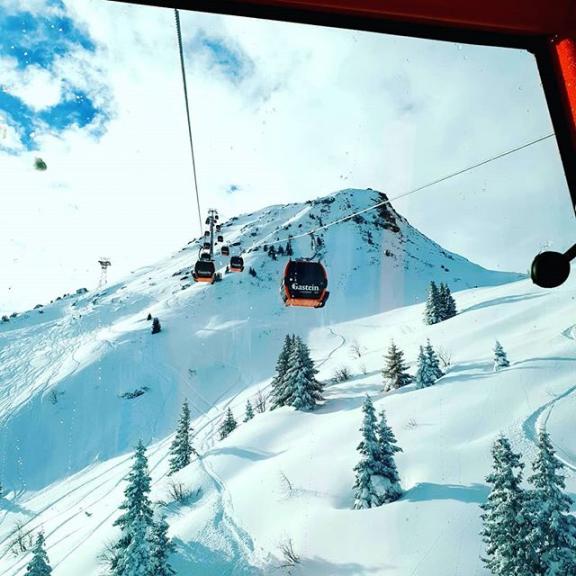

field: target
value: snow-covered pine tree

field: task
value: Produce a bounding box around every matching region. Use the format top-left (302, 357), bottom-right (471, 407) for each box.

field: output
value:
top-left (424, 339), bottom-right (444, 380)
top-left (481, 436), bottom-right (533, 576)
top-left (436, 282), bottom-right (448, 321)
top-left (147, 516), bottom-right (176, 576)
top-left (111, 440), bottom-right (154, 574)
top-left (493, 341), bottom-right (510, 371)
top-left (353, 396), bottom-right (383, 509)
top-left (25, 533), bottom-right (52, 576)
top-left (270, 335), bottom-right (295, 409)
top-left (118, 515), bottom-right (150, 576)
top-left (441, 283), bottom-right (457, 319)
top-left (374, 410), bottom-right (403, 503)
top-left (168, 400), bottom-right (195, 475)
top-left (285, 240), bottom-right (293, 256)
top-left (527, 429), bottom-right (576, 575)
top-left (382, 341), bottom-right (413, 391)
top-left (424, 281), bottom-right (440, 325)
top-left (243, 399), bottom-right (255, 422)
top-left (219, 408), bottom-right (237, 440)
top-left (415, 346), bottom-right (436, 389)
top-left (151, 317), bottom-right (161, 334)
top-left (285, 336), bottom-right (323, 410)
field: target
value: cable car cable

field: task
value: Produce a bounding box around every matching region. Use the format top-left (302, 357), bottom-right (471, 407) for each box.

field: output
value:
top-left (245, 132), bottom-right (555, 253)
top-left (175, 8), bottom-right (203, 235)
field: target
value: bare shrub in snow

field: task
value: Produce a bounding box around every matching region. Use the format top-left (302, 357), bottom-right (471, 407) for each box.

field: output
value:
top-left (255, 389), bottom-right (267, 413)
top-left (277, 537), bottom-right (301, 569)
top-left (7, 521), bottom-right (35, 557)
top-left (278, 471), bottom-right (294, 498)
top-left (436, 346), bottom-right (452, 370)
top-left (167, 480), bottom-right (195, 505)
top-left (333, 366), bottom-right (352, 383)
top-left (350, 341), bottom-right (363, 359)
top-left (404, 418), bottom-right (418, 430)
top-left (97, 540), bottom-right (120, 568)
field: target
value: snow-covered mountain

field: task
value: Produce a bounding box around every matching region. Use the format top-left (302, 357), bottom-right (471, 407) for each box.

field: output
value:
top-left (2, 187), bottom-right (573, 576)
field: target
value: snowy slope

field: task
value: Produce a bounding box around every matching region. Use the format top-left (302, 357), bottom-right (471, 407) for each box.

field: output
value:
top-left (1, 188), bottom-right (571, 576)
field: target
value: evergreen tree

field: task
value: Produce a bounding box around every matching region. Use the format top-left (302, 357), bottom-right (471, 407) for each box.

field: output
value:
top-left (436, 282), bottom-right (448, 321)
top-left (112, 440), bottom-right (154, 574)
top-left (481, 436), bottom-right (533, 576)
top-left (415, 346), bottom-right (436, 389)
top-left (285, 337), bottom-right (324, 410)
top-left (270, 335), bottom-right (295, 409)
top-left (382, 341), bottom-right (413, 391)
top-left (527, 429), bottom-right (576, 575)
top-left (424, 339), bottom-right (444, 380)
top-left (353, 396), bottom-right (383, 509)
top-left (147, 516), bottom-right (176, 576)
top-left (146, 313), bottom-right (152, 321)
top-left (118, 515), bottom-right (150, 576)
top-left (151, 318), bottom-right (161, 334)
top-left (285, 240), bottom-right (293, 256)
top-left (440, 283), bottom-right (457, 319)
top-left (219, 408), bottom-right (237, 440)
top-left (243, 399), bottom-right (255, 422)
top-left (374, 410), bottom-right (403, 503)
top-left (25, 533), bottom-right (51, 576)
top-left (424, 281), bottom-right (441, 325)
top-left (168, 400), bottom-right (195, 475)
top-left (493, 341), bottom-right (510, 371)
top-left (268, 245), bottom-right (277, 260)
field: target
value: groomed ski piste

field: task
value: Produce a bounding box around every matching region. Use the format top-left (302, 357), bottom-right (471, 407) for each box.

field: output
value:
top-left (0, 188), bottom-right (574, 575)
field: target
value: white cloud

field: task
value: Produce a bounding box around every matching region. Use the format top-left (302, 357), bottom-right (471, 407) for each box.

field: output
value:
top-left (1, 59), bottom-right (63, 110)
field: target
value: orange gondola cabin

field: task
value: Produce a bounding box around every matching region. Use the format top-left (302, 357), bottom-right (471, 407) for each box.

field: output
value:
top-left (282, 259), bottom-right (329, 308)
top-left (229, 256), bottom-right (244, 272)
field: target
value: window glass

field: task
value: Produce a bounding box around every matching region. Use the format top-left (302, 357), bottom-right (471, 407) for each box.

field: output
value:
top-left (1, 2), bottom-right (575, 575)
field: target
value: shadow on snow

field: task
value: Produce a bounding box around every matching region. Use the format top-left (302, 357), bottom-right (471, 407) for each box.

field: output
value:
top-left (403, 482), bottom-right (489, 504)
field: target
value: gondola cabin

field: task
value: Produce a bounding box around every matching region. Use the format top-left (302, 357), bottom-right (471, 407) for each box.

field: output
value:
top-left (203, 241), bottom-right (211, 250)
top-left (282, 260), bottom-right (329, 308)
top-left (193, 260), bottom-right (215, 283)
top-left (229, 256), bottom-right (244, 272)
top-left (217, 235), bottom-right (224, 243)
top-left (200, 251), bottom-right (211, 261)
top-left (221, 246), bottom-right (230, 256)
top-left (204, 230), bottom-right (210, 237)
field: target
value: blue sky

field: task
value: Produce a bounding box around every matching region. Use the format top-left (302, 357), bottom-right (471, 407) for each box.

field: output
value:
top-left (190, 30), bottom-right (254, 85)
top-left (0, 1), bottom-right (108, 151)
top-left (0, 2), bottom-right (252, 153)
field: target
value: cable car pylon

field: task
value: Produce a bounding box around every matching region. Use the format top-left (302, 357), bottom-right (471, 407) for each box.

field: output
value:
top-left (193, 208), bottom-right (218, 283)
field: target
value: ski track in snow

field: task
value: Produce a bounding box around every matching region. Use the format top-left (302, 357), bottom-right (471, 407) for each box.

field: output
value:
top-left (316, 328), bottom-right (346, 369)
top-left (519, 323), bottom-right (576, 472)
top-left (195, 454), bottom-right (261, 574)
